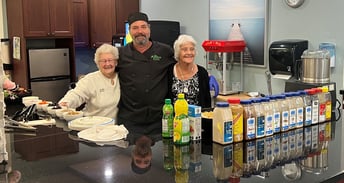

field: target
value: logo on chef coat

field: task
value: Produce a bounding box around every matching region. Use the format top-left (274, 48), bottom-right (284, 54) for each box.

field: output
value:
top-left (151, 54), bottom-right (162, 61)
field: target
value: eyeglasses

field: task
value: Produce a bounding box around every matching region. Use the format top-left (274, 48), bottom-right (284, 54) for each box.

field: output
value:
top-left (99, 58), bottom-right (116, 64)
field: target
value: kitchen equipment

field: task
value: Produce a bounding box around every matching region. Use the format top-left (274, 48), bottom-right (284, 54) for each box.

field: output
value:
top-left (28, 48), bottom-right (71, 103)
top-left (269, 39), bottom-right (308, 78)
top-left (300, 50), bottom-right (330, 84)
top-left (202, 40), bottom-right (246, 95)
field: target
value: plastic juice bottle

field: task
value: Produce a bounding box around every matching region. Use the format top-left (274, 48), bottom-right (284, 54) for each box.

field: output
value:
top-left (252, 98), bottom-right (265, 138)
top-left (322, 86), bottom-right (332, 121)
top-left (213, 102), bottom-right (233, 144)
top-left (228, 98), bottom-right (244, 143)
top-left (162, 99), bottom-right (174, 138)
top-left (241, 100), bottom-right (256, 140)
top-left (173, 93), bottom-right (190, 145)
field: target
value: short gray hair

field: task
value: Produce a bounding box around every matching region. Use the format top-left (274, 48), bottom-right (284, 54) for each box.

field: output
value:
top-left (173, 34), bottom-right (197, 61)
top-left (94, 43), bottom-right (119, 65)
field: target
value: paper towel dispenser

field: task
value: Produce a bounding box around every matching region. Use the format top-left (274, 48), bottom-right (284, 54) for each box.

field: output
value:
top-left (269, 39), bottom-right (308, 77)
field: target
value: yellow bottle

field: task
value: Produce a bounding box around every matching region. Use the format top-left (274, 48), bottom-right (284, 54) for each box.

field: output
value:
top-left (173, 93), bottom-right (190, 145)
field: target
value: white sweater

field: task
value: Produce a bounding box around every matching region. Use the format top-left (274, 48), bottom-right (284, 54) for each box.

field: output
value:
top-left (59, 71), bottom-right (120, 120)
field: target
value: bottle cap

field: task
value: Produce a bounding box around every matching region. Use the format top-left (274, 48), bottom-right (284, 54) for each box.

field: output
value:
top-left (165, 98), bottom-right (171, 104)
top-left (227, 98), bottom-right (240, 104)
top-left (177, 93), bottom-right (185, 99)
top-left (240, 99), bottom-right (252, 105)
top-left (216, 102), bottom-right (229, 107)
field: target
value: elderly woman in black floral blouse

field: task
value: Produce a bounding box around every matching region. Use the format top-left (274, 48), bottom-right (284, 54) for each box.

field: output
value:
top-left (167, 34), bottom-right (211, 108)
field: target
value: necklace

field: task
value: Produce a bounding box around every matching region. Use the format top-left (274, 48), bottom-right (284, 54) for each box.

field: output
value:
top-left (177, 64), bottom-right (194, 93)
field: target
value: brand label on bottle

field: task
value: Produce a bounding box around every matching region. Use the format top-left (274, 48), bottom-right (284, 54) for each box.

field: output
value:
top-left (289, 109), bottom-right (296, 128)
top-left (256, 115), bottom-right (265, 138)
top-left (265, 115), bottom-right (273, 136)
top-left (312, 100), bottom-right (319, 124)
top-left (305, 106), bottom-right (312, 126)
top-left (296, 107), bottom-right (304, 127)
top-left (233, 113), bottom-right (243, 142)
top-left (325, 101), bottom-right (332, 120)
top-left (174, 115), bottom-right (190, 144)
top-left (246, 118), bottom-right (255, 139)
top-left (224, 120), bottom-right (233, 143)
top-left (281, 111), bottom-right (289, 131)
top-left (273, 112), bottom-right (281, 133)
top-left (319, 103), bottom-right (326, 122)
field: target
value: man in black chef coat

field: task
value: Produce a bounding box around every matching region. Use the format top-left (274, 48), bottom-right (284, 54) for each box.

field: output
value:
top-left (116, 12), bottom-right (175, 134)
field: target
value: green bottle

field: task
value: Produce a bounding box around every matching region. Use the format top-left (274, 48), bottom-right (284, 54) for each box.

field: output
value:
top-left (162, 98), bottom-right (174, 138)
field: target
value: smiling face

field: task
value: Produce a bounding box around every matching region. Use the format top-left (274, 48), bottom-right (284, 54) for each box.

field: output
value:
top-left (178, 42), bottom-right (196, 64)
top-left (129, 20), bottom-right (151, 46)
top-left (98, 53), bottom-right (117, 78)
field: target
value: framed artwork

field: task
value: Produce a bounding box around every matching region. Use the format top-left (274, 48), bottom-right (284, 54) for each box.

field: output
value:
top-left (209, 0), bottom-right (268, 67)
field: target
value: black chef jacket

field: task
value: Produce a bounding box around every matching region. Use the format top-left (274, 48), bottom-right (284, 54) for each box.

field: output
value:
top-left (117, 41), bottom-right (175, 134)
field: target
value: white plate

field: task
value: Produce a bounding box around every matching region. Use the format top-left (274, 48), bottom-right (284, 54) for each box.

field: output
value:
top-left (68, 116), bottom-right (114, 131)
top-left (77, 125), bottom-right (128, 143)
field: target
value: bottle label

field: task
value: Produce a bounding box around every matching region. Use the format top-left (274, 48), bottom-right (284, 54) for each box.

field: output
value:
top-left (282, 111), bottom-right (289, 131)
top-left (305, 106), bottom-right (312, 126)
top-left (319, 103), bottom-right (326, 122)
top-left (265, 115), bottom-right (273, 136)
top-left (246, 117), bottom-right (255, 139)
top-left (325, 102), bottom-right (332, 120)
top-left (233, 113), bottom-right (243, 142)
top-left (296, 107), bottom-right (304, 127)
top-left (304, 127), bottom-right (312, 148)
top-left (289, 109), bottom-right (296, 128)
top-left (256, 115), bottom-right (265, 138)
top-left (273, 112), bottom-right (281, 133)
top-left (224, 120), bottom-right (233, 143)
top-left (174, 115), bottom-right (190, 144)
top-left (312, 99), bottom-right (319, 124)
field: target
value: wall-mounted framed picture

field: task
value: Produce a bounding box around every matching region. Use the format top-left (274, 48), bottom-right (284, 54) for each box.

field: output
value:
top-left (209, 0), bottom-right (268, 67)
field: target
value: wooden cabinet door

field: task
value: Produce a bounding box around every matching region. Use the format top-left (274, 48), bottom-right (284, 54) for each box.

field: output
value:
top-left (23, 0), bottom-right (73, 37)
top-left (23, 0), bottom-right (50, 37)
top-left (49, 0), bottom-right (74, 37)
top-left (88, 0), bottom-right (115, 48)
top-left (73, 0), bottom-right (89, 47)
top-left (115, 0), bottom-right (139, 34)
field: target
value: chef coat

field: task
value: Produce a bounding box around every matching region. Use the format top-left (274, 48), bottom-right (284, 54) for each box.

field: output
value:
top-left (117, 41), bottom-right (175, 134)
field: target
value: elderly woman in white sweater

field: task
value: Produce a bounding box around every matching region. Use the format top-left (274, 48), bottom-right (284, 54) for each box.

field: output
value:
top-left (58, 43), bottom-right (120, 119)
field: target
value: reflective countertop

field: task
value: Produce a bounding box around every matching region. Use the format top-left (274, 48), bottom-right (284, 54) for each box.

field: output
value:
top-left (1, 113), bottom-right (344, 183)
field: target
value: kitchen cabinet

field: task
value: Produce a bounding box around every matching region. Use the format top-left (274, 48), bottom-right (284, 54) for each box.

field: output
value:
top-left (6, 0), bottom-right (76, 89)
top-left (72, 0), bottom-right (89, 47)
top-left (87, 0), bottom-right (139, 48)
top-left (23, 0), bottom-right (74, 37)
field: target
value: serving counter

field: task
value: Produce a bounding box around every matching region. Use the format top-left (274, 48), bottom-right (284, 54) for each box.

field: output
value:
top-left (1, 111), bottom-right (344, 183)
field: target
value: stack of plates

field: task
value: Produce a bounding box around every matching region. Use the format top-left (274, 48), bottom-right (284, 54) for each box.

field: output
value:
top-left (77, 125), bottom-right (128, 143)
top-left (68, 116), bottom-right (114, 131)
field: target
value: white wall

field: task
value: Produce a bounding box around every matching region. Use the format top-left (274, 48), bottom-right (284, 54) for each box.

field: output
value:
top-left (141, 0), bottom-right (344, 96)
